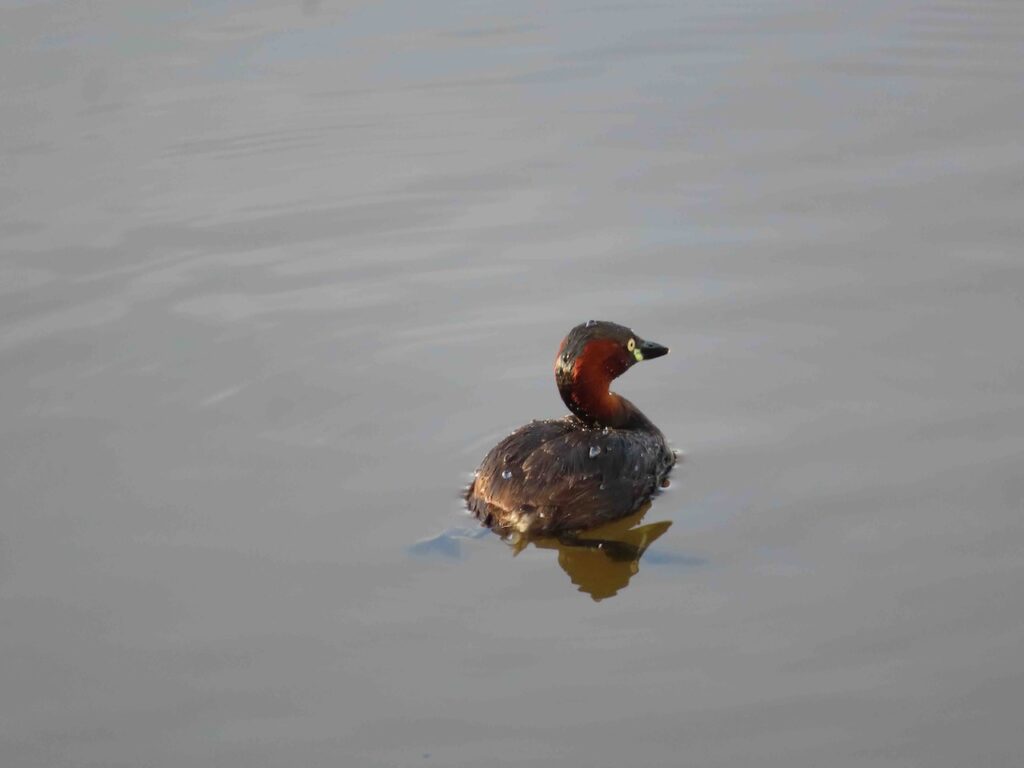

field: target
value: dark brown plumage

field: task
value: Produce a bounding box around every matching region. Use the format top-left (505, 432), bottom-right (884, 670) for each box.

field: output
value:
top-left (465, 321), bottom-right (675, 535)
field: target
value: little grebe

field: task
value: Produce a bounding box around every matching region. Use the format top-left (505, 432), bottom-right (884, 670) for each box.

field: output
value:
top-left (466, 320), bottom-right (675, 535)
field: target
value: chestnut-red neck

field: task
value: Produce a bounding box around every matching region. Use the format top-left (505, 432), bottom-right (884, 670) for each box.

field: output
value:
top-left (555, 339), bottom-right (642, 428)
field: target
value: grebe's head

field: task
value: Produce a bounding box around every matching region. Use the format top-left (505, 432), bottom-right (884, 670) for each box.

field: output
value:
top-left (554, 320), bottom-right (669, 426)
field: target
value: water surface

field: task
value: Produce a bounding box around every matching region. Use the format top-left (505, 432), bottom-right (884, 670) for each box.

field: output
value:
top-left (2, 1), bottom-right (1023, 766)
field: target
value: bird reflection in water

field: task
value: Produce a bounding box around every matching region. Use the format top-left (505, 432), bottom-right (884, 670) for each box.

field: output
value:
top-left (411, 501), bottom-right (689, 602)
top-left (507, 502), bottom-right (672, 601)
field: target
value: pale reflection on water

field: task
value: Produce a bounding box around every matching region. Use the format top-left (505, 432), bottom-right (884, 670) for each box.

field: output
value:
top-left (525, 509), bottom-right (681, 602)
top-left (414, 503), bottom-right (700, 602)
top-left (2, 1), bottom-right (1024, 766)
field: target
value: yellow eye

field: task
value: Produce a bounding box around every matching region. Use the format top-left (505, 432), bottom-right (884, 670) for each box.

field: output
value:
top-left (628, 338), bottom-right (643, 361)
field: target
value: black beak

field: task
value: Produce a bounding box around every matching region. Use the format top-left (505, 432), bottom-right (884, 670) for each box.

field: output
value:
top-left (639, 339), bottom-right (669, 360)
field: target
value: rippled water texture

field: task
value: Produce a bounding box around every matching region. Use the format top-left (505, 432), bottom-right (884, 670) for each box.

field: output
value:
top-left (2, 1), bottom-right (1023, 766)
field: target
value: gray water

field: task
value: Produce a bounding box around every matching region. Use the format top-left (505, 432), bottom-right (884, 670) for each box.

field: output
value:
top-left (3, 1), bottom-right (1024, 766)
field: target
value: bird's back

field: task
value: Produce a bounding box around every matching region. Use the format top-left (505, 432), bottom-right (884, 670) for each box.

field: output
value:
top-left (466, 416), bottom-right (674, 534)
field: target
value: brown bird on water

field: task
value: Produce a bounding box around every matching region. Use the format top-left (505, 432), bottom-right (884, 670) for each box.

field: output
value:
top-left (466, 320), bottom-right (675, 536)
